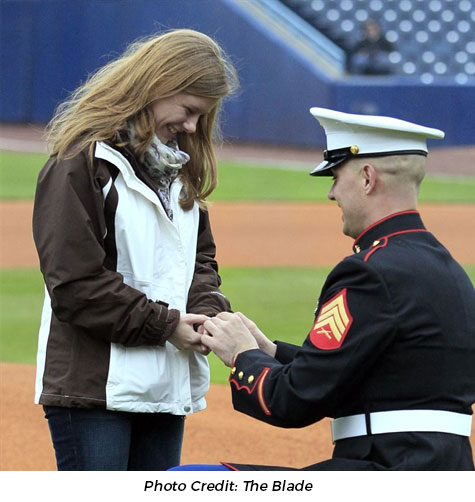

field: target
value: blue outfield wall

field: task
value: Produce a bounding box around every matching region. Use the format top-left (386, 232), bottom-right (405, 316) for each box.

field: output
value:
top-left (1, 0), bottom-right (474, 148)
top-left (333, 79), bottom-right (475, 150)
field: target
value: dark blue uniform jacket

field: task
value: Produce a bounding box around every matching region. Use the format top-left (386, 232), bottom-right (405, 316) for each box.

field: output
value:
top-left (224, 211), bottom-right (475, 470)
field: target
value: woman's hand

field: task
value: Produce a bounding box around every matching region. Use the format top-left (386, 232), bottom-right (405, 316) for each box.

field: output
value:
top-left (168, 313), bottom-right (211, 355)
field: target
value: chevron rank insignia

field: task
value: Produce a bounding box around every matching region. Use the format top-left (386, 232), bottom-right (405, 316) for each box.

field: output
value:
top-left (309, 289), bottom-right (353, 350)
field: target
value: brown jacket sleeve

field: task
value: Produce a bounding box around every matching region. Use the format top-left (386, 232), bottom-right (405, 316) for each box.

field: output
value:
top-left (186, 208), bottom-right (232, 316)
top-left (32, 152), bottom-right (179, 347)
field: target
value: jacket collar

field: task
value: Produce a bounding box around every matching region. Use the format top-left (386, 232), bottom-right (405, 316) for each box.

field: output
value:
top-left (95, 141), bottom-right (185, 223)
top-left (352, 210), bottom-right (426, 253)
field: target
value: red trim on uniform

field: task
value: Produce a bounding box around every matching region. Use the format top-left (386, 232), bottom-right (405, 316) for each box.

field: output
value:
top-left (364, 237), bottom-right (388, 262)
top-left (383, 228), bottom-right (428, 240)
top-left (220, 462), bottom-right (239, 471)
top-left (229, 367), bottom-right (272, 416)
top-left (229, 367), bottom-right (269, 394)
top-left (257, 367), bottom-right (272, 416)
top-left (353, 210), bottom-right (419, 246)
top-left (364, 229), bottom-right (428, 262)
top-left (229, 375), bottom-right (258, 394)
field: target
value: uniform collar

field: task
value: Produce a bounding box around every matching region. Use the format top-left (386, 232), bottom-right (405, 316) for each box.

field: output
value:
top-left (352, 210), bottom-right (426, 254)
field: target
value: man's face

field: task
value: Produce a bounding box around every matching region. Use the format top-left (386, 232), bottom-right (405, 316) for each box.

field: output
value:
top-left (327, 162), bottom-right (367, 239)
top-left (150, 92), bottom-right (217, 144)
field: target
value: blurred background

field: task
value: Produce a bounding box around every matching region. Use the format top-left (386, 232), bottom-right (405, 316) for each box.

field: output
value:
top-left (1, 0), bottom-right (475, 148)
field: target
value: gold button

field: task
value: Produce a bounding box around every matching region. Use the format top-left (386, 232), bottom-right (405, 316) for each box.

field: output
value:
top-left (354, 245), bottom-right (361, 253)
top-left (238, 371), bottom-right (244, 380)
top-left (247, 375), bottom-right (255, 384)
top-left (373, 240), bottom-right (380, 247)
top-left (231, 367), bottom-right (236, 375)
top-left (350, 145), bottom-right (359, 155)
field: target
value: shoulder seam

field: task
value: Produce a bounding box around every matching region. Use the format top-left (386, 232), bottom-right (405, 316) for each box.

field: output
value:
top-left (363, 229), bottom-right (428, 262)
top-left (364, 237), bottom-right (389, 262)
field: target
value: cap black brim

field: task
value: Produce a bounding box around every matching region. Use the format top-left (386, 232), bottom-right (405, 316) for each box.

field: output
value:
top-left (309, 156), bottom-right (347, 176)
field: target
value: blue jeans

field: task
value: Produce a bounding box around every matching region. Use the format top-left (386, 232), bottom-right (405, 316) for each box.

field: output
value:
top-left (44, 405), bottom-right (185, 471)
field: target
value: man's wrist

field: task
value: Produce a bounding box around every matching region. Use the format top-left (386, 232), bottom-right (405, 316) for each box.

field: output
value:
top-left (261, 340), bottom-right (277, 358)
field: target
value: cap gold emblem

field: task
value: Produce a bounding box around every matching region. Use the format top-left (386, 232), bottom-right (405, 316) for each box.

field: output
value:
top-left (350, 145), bottom-right (359, 155)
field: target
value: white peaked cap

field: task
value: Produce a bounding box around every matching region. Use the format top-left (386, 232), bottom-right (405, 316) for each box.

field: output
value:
top-left (309, 107), bottom-right (445, 176)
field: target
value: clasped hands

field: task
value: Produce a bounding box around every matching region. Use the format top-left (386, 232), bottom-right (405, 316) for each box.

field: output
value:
top-left (168, 312), bottom-right (276, 367)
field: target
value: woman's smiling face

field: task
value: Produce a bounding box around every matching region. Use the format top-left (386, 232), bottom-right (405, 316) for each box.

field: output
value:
top-left (150, 92), bottom-right (217, 144)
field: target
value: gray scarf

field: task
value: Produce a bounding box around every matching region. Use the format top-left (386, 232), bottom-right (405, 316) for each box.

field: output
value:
top-left (127, 124), bottom-right (190, 220)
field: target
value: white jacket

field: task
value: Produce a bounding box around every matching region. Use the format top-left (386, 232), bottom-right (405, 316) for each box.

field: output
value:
top-left (33, 141), bottom-right (230, 414)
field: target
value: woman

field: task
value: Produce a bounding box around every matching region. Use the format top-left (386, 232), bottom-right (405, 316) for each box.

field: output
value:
top-left (33, 29), bottom-right (238, 471)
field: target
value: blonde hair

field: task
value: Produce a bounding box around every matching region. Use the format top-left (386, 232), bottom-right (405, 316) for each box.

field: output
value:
top-left (367, 154), bottom-right (426, 188)
top-left (349, 154), bottom-right (425, 187)
top-left (46, 29), bottom-right (239, 209)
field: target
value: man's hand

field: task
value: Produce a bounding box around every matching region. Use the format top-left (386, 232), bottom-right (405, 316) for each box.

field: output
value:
top-left (226, 312), bottom-right (277, 358)
top-left (201, 313), bottom-right (259, 367)
top-left (168, 313), bottom-right (211, 355)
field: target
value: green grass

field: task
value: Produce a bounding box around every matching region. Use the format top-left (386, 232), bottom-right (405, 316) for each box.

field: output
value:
top-left (0, 266), bottom-right (330, 381)
top-left (211, 162), bottom-right (334, 202)
top-left (418, 176), bottom-right (475, 203)
top-left (208, 266), bottom-right (331, 382)
top-left (0, 151), bottom-right (48, 199)
top-left (0, 268), bottom-right (44, 364)
top-left (2, 266), bottom-right (474, 383)
top-left (210, 162), bottom-right (475, 203)
top-left (1, 150), bottom-right (474, 203)
top-left (1, 149), bottom-right (474, 383)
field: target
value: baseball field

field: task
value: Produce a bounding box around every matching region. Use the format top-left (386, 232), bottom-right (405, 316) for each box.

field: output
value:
top-left (1, 126), bottom-right (474, 470)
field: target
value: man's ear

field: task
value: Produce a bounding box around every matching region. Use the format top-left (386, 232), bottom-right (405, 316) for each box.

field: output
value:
top-left (362, 163), bottom-right (377, 195)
